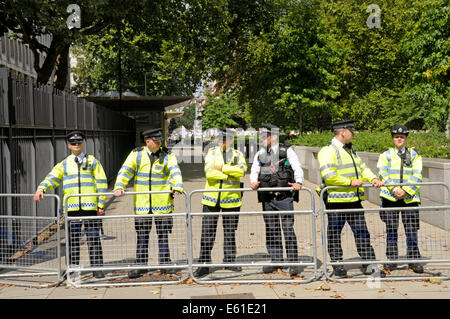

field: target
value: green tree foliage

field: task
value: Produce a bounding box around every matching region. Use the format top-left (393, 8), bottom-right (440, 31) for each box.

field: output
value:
top-left (72, 0), bottom-right (232, 96)
top-left (321, 0), bottom-right (449, 132)
top-left (172, 103), bottom-right (196, 130)
top-left (201, 93), bottom-right (247, 129)
top-left (213, 0), bottom-right (339, 133)
top-left (0, 0), bottom-right (136, 89)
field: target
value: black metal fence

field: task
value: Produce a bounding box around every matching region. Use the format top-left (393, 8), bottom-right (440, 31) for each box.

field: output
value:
top-left (0, 68), bottom-right (136, 260)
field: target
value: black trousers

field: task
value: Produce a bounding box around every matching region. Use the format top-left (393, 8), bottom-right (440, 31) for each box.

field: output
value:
top-left (68, 210), bottom-right (103, 267)
top-left (263, 196), bottom-right (298, 262)
top-left (380, 198), bottom-right (420, 260)
top-left (326, 201), bottom-right (376, 262)
top-left (135, 214), bottom-right (173, 265)
top-left (198, 202), bottom-right (240, 263)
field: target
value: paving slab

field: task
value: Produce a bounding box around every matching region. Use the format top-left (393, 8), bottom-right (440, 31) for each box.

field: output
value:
top-left (160, 284), bottom-right (218, 299)
top-left (46, 286), bottom-right (106, 299)
top-left (103, 286), bottom-right (162, 299)
top-left (0, 286), bottom-right (54, 298)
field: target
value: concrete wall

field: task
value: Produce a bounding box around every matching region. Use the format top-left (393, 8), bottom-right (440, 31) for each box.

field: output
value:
top-left (293, 146), bottom-right (450, 230)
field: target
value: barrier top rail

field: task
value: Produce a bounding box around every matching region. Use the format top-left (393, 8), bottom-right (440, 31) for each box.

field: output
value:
top-left (0, 193), bottom-right (61, 220)
top-left (319, 182), bottom-right (450, 214)
top-left (189, 186), bottom-right (316, 216)
top-left (63, 190), bottom-right (189, 218)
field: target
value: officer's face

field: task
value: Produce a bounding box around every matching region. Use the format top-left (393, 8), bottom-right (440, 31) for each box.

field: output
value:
top-left (392, 134), bottom-right (407, 149)
top-left (146, 137), bottom-right (162, 151)
top-left (220, 137), bottom-right (232, 150)
top-left (342, 129), bottom-right (354, 143)
top-left (68, 141), bottom-right (84, 155)
top-left (261, 133), bottom-right (277, 148)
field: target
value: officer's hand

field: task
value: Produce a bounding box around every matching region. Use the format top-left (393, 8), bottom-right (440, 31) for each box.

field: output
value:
top-left (288, 182), bottom-right (302, 190)
top-left (214, 164), bottom-right (222, 171)
top-left (97, 208), bottom-right (105, 216)
top-left (173, 190), bottom-right (182, 196)
top-left (114, 189), bottom-right (124, 197)
top-left (251, 182), bottom-right (260, 190)
top-left (350, 179), bottom-right (363, 187)
top-left (269, 164), bottom-right (276, 173)
top-left (34, 190), bottom-right (44, 202)
top-left (394, 188), bottom-right (406, 199)
top-left (371, 178), bottom-right (384, 188)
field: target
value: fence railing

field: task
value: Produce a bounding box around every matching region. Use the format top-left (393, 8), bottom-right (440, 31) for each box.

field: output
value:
top-left (0, 182), bottom-right (449, 287)
top-left (0, 193), bottom-right (63, 287)
top-left (188, 187), bottom-right (318, 284)
top-left (319, 182), bottom-right (450, 282)
top-left (64, 191), bottom-right (190, 288)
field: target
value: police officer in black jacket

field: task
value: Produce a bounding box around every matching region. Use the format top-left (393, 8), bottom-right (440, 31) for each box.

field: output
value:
top-left (250, 124), bottom-right (304, 276)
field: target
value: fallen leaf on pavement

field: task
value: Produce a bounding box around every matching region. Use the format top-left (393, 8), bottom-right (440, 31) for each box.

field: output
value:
top-left (315, 283), bottom-right (331, 291)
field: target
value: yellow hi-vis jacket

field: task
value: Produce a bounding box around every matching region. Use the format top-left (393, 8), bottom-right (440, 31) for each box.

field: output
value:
top-left (37, 154), bottom-right (108, 212)
top-left (317, 140), bottom-right (377, 203)
top-left (113, 146), bottom-right (183, 214)
top-left (201, 146), bottom-right (247, 208)
top-left (377, 147), bottom-right (422, 204)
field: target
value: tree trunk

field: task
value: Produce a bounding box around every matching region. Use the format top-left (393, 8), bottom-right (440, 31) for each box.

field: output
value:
top-left (35, 38), bottom-right (60, 86)
top-left (53, 44), bottom-right (70, 91)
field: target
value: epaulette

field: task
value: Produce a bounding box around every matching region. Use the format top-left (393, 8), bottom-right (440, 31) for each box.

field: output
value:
top-left (411, 147), bottom-right (420, 155)
top-left (326, 142), bottom-right (332, 146)
top-left (132, 146), bottom-right (144, 152)
top-left (381, 148), bottom-right (389, 154)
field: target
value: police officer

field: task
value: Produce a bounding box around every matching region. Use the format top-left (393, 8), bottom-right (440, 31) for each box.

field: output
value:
top-left (113, 128), bottom-right (184, 279)
top-left (250, 124), bottom-right (303, 276)
top-left (377, 125), bottom-right (423, 273)
top-left (34, 131), bottom-right (107, 279)
top-left (194, 129), bottom-right (247, 278)
top-left (317, 120), bottom-right (384, 278)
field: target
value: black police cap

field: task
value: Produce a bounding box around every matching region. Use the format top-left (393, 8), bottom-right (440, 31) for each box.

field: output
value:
top-left (142, 128), bottom-right (163, 141)
top-left (331, 120), bottom-right (355, 131)
top-left (260, 124), bottom-right (280, 135)
top-left (218, 128), bottom-right (236, 139)
top-left (391, 125), bottom-right (409, 136)
top-left (66, 131), bottom-right (85, 143)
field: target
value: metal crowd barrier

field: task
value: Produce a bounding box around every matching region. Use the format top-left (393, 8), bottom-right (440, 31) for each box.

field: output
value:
top-left (64, 191), bottom-right (189, 288)
top-left (0, 194), bottom-right (63, 287)
top-left (188, 187), bottom-right (319, 284)
top-left (319, 182), bottom-right (450, 282)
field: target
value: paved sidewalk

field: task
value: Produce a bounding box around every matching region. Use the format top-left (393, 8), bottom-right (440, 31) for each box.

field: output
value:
top-left (0, 162), bottom-right (449, 299)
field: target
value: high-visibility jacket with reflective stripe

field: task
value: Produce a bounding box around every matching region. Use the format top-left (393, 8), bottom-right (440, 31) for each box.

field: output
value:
top-left (37, 154), bottom-right (108, 212)
top-left (377, 147), bottom-right (422, 204)
top-left (201, 146), bottom-right (247, 208)
top-left (113, 146), bottom-right (184, 214)
top-left (317, 140), bottom-right (377, 203)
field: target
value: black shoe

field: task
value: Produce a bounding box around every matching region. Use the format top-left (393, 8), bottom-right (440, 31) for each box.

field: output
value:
top-left (289, 266), bottom-right (301, 276)
top-left (128, 269), bottom-right (147, 279)
top-left (332, 265), bottom-right (347, 278)
top-left (263, 266), bottom-right (280, 274)
top-left (383, 263), bottom-right (398, 272)
top-left (92, 271), bottom-right (105, 279)
top-left (361, 264), bottom-right (386, 278)
top-left (408, 263), bottom-right (424, 274)
top-left (194, 267), bottom-right (211, 278)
